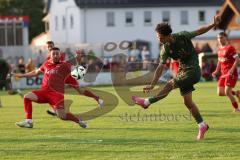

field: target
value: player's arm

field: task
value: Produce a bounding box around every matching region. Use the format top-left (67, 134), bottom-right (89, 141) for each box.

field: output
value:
top-left (150, 63), bottom-right (164, 86)
top-left (15, 69), bottom-right (43, 78)
top-left (212, 61), bottom-right (221, 78)
top-left (143, 63), bottom-right (164, 93)
top-left (194, 15), bottom-right (221, 36)
top-left (229, 53), bottom-right (239, 75)
top-left (143, 45), bottom-right (168, 93)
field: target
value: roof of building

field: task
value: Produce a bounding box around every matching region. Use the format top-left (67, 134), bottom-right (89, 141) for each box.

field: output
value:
top-left (218, 0), bottom-right (240, 30)
top-left (74, 0), bottom-right (224, 8)
top-left (231, 0), bottom-right (240, 13)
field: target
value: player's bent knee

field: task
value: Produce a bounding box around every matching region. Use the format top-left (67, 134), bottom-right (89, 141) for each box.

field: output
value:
top-left (57, 114), bottom-right (67, 120)
top-left (218, 92), bottom-right (225, 96)
top-left (24, 92), bottom-right (37, 101)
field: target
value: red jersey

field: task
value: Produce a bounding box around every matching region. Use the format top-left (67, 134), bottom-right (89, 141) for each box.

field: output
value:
top-left (46, 51), bottom-right (80, 87)
top-left (39, 60), bottom-right (71, 93)
top-left (218, 45), bottom-right (238, 76)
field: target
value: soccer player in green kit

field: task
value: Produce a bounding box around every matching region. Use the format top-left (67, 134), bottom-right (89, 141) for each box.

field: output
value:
top-left (132, 15), bottom-right (221, 140)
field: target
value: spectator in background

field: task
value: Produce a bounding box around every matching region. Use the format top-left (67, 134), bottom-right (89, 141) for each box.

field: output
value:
top-left (129, 45), bottom-right (140, 61)
top-left (17, 57), bottom-right (25, 74)
top-left (103, 58), bottom-right (111, 71)
top-left (202, 59), bottom-right (211, 81)
top-left (0, 58), bottom-right (22, 96)
top-left (25, 58), bottom-right (36, 73)
top-left (87, 50), bottom-right (96, 60)
top-left (209, 60), bottom-right (216, 75)
top-left (36, 50), bottom-right (45, 67)
top-left (141, 46), bottom-right (151, 70)
top-left (195, 43), bottom-right (201, 54)
top-left (75, 49), bottom-right (87, 66)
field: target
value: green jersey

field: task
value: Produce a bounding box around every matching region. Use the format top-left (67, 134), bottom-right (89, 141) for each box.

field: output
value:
top-left (160, 31), bottom-right (198, 70)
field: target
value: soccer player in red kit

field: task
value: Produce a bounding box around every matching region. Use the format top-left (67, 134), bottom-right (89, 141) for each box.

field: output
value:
top-left (212, 32), bottom-right (240, 112)
top-left (15, 47), bottom-right (87, 128)
top-left (45, 41), bottom-right (104, 116)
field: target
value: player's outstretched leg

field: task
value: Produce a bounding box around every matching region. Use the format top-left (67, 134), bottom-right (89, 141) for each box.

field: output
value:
top-left (55, 108), bottom-right (87, 128)
top-left (231, 90), bottom-right (240, 102)
top-left (225, 87), bottom-right (240, 113)
top-left (183, 92), bottom-right (209, 140)
top-left (78, 88), bottom-right (104, 108)
top-left (16, 92), bottom-right (37, 128)
top-left (132, 80), bottom-right (174, 109)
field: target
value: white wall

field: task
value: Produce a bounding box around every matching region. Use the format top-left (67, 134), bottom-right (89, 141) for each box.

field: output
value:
top-left (49, 2), bottom-right (223, 58)
top-left (49, 0), bottom-right (82, 44)
top-left (84, 6), bottom-right (220, 58)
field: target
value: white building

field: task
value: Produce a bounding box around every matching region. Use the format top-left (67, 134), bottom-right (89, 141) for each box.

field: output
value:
top-left (0, 16), bottom-right (30, 60)
top-left (46, 0), bottom-right (226, 58)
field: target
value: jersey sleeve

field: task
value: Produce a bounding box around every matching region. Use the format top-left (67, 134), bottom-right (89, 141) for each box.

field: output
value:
top-left (228, 46), bottom-right (238, 59)
top-left (39, 62), bottom-right (46, 72)
top-left (160, 45), bottom-right (170, 64)
top-left (180, 31), bottom-right (198, 39)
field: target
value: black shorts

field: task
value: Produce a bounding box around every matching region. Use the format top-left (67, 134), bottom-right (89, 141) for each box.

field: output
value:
top-left (173, 66), bottom-right (201, 96)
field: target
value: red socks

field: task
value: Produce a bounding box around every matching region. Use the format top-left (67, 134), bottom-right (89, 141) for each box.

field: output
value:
top-left (231, 91), bottom-right (236, 95)
top-left (232, 101), bottom-right (238, 109)
top-left (24, 98), bottom-right (32, 119)
top-left (66, 113), bottom-right (79, 123)
top-left (83, 90), bottom-right (99, 101)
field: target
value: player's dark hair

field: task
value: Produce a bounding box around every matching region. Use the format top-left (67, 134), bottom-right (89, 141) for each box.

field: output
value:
top-left (218, 32), bottom-right (227, 37)
top-left (155, 22), bottom-right (172, 36)
top-left (50, 47), bottom-right (60, 51)
top-left (46, 41), bottom-right (54, 46)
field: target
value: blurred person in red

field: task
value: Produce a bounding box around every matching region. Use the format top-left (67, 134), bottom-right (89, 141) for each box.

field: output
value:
top-left (212, 32), bottom-right (240, 112)
top-left (15, 47), bottom-right (87, 128)
top-left (45, 41), bottom-right (103, 116)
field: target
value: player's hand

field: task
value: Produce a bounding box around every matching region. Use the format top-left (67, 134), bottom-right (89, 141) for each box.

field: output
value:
top-left (212, 71), bottom-right (218, 78)
top-left (143, 85), bottom-right (154, 93)
top-left (213, 15), bottom-right (221, 26)
top-left (228, 69), bottom-right (234, 76)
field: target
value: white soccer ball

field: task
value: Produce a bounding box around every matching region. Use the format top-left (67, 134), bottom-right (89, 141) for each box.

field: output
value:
top-left (71, 65), bottom-right (86, 80)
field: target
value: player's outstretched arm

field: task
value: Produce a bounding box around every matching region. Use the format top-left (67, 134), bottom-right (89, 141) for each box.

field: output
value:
top-left (194, 15), bottom-right (221, 36)
top-left (143, 63), bottom-right (164, 93)
top-left (15, 69), bottom-right (43, 78)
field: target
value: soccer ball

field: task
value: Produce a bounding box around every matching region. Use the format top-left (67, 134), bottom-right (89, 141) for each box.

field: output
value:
top-left (71, 65), bottom-right (86, 80)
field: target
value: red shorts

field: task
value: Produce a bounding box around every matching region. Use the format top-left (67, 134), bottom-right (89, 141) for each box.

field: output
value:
top-left (218, 75), bottom-right (238, 88)
top-left (32, 89), bottom-right (64, 109)
top-left (65, 75), bottom-right (79, 88)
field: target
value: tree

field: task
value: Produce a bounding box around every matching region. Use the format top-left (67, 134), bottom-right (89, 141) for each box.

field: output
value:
top-left (0, 0), bottom-right (45, 42)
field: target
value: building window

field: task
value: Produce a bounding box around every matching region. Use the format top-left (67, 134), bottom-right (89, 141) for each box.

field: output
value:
top-left (199, 11), bottom-right (205, 23)
top-left (144, 11), bottom-right (152, 26)
top-left (125, 12), bottom-right (133, 26)
top-left (106, 12), bottom-right (115, 27)
top-left (180, 11), bottom-right (188, 25)
top-left (55, 16), bottom-right (58, 30)
top-left (7, 23), bottom-right (14, 46)
top-left (62, 16), bottom-right (66, 30)
top-left (0, 23), bottom-right (6, 45)
top-left (70, 15), bottom-right (74, 29)
top-left (15, 22), bottom-right (23, 45)
top-left (162, 11), bottom-right (170, 23)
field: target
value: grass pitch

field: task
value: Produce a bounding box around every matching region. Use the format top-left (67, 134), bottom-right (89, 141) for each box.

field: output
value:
top-left (0, 82), bottom-right (240, 160)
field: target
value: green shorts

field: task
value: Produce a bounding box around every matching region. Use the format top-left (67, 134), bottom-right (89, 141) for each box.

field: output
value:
top-left (173, 66), bottom-right (201, 96)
